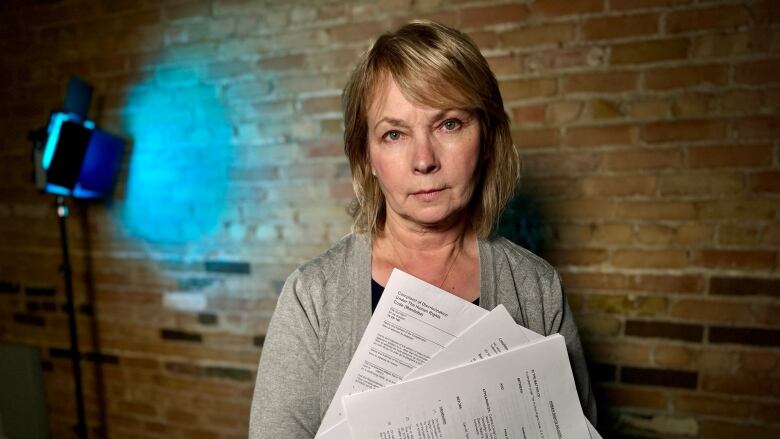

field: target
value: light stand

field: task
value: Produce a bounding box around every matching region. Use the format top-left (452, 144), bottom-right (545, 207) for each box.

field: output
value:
top-left (56, 195), bottom-right (88, 439)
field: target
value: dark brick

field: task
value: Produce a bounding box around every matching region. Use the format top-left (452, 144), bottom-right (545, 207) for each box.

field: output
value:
top-left (41, 360), bottom-right (53, 372)
top-left (25, 287), bottom-right (56, 297)
top-left (621, 367), bottom-right (698, 389)
top-left (204, 260), bottom-right (251, 274)
top-left (79, 303), bottom-right (93, 315)
top-left (26, 301), bottom-right (39, 312)
top-left (197, 313), bottom-right (218, 325)
top-left (83, 352), bottom-right (119, 364)
top-left (177, 277), bottom-right (217, 291)
top-left (13, 313), bottom-right (45, 326)
top-left (160, 329), bottom-right (202, 343)
top-left (625, 320), bottom-right (703, 342)
top-left (165, 361), bottom-right (204, 376)
top-left (710, 276), bottom-right (780, 298)
top-left (205, 366), bottom-right (253, 381)
top-left (0, 281), bottom-right (20, 294)
top-left (49, 347), bottom-right (74, 358)
top-left (40, 301), bottom-right (57, 312)
top-left (589, 362), bottom-right (617, 382)
top-left (253, 335), bottom-right (265, 348)
top-left (709, 326), bottom-right (780, 347)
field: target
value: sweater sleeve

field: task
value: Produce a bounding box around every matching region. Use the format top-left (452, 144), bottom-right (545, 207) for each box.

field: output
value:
top-left (547, 268), bottom-right (598, 426)
top-left (248, 268), bottom-right (322, 439)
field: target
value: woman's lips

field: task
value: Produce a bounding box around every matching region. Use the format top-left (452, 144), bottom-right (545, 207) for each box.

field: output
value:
top-left (412, 188), bottom-right (445, 201)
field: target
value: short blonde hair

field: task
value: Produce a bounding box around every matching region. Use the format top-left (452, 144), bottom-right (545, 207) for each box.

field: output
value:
top-left (343, 20), bottom-right (519, 238)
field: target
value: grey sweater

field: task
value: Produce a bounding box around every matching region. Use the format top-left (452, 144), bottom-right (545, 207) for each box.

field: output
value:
top-left (249, 233), bottom-right (596, 438)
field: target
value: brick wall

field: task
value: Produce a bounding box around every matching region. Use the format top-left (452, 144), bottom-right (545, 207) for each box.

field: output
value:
top-left (0, 0), bottom-right (777, 437)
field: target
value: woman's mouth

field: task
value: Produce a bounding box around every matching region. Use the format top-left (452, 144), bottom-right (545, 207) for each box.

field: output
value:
top-left (412, 188), bottom-right (445, 201)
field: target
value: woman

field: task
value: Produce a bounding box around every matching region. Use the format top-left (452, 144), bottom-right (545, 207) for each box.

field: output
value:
top-left (249, 20), bottom-right (596, 438)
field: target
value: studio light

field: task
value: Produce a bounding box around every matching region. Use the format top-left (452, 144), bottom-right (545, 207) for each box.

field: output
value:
top-left (28, 75), bottom-right (126, 439)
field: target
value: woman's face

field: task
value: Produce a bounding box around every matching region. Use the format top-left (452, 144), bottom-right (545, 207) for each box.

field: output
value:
top-left (367, 77), bottom-right (481, 230)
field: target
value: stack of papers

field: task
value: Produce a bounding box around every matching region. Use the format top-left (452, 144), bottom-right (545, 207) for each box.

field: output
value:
top-left (315, 269), bottom-right (601, 439)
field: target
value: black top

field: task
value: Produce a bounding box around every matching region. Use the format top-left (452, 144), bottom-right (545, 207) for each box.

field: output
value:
top-left (371, 278), bottom-right (479, 313)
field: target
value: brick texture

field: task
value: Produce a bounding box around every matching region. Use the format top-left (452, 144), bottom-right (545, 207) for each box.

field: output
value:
top-left (0, 1), bottom-right (778, 438)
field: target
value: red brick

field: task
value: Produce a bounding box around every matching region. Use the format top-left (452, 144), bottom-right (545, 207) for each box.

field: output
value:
top-left (512, 104), bottom-right (546, 124)
top-left (602, 148), bottom-right (681, 171)
top-left (658, 173), bottom-right (743, 195)
top-left (655, 344), bottom-right (695, 368)
top-left (500, 78), bottom-right (557, 100)
top-left (582, 13), bottom-right (658, 40)
top-left (581, 175), bottom-right (656, 196)
top-left (593, 223), bottom-right (633, 244)
top-left (547, 248), bottom-right (608, 267)
top-left (460, 4), bottom-right (530, 28)
top-left (257, 54), bottom-right (305, 71)
top-left (543, 199), bottom-right (617, 219)
top-left (631, 274), bottom-right (705, 294)
top-left (740, 351), bottom-right (779, 373)
top-left (696, 199), bottom-right (776, 220)
top-left (675, 393), bottom-right (752, 418)
top-left (589, 99), bottom-right (623, 119)
top-left (612, 249), bottom-right (689, 269)
top-left (327, 21), bottom-right (387, 43)
top-left (734, 59), bottom-right (780, 84)
top-left (610, 0), bottom-right (693, 10)
top-left (734, 116), bottom-right (780, 139)
top-left (644, 64), bottom-right (728, 90)
top-left (485, 54), bottom-right (523, 76)
top-left (512, 127), bottom-right (560, 148)
top-left (754, 402), bottom-right (780, 424)
top-left (667, 5), bottom-right (752, 34)
top-left (721, 90), bottom-right (764, 114)
top-left (562, 71), bottom-right (638, 93)
top-left (751, 171), bottom-right (780, 193)
top-left (548, 101), bottom-right (583, 125)
top-left (520, 152), bottom-right (599, 176)
top-left (697, 250), bottom-right (777, 270)
top-left (702, 374), bottom-right (780, 397)
top-left (643, 120), bottom-right (726, 143)
top-left (616, 201), bottom-right (696, 220)
top-left (718, 225), bottom-right (760, 246)
top-left (531, 0), bottom-right (603, 16)
top-left (562, 272), bottom-right (628, 291)
top-left (611, 38), bottom-right (689, 64)
top-left (687, 144), bottom-right (773, 168)
top-left (670, 298), bottom-right (756, 324)
top-left (501, 23), bottom-right (576, 47)
top-left (300, 95), bottom-right (341, 115)
top-left (565, 124), bottom-right (637, 147)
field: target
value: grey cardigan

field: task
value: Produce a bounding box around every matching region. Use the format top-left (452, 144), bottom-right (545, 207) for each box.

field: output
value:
top-left (249, 233), bottom-right (596, 438)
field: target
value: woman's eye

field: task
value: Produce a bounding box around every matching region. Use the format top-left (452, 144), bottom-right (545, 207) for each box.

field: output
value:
top-left (384, 130), bottom-right (401, 141)
top-left (442, 119), bottom-right (461, 131)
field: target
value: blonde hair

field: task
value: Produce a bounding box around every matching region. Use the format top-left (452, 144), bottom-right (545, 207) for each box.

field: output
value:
top-left (343, 20), bottom-right (519, 238)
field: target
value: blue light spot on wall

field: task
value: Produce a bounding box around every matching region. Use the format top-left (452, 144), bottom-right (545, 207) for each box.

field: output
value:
top-left (121, 65), bottom-right (233, 244)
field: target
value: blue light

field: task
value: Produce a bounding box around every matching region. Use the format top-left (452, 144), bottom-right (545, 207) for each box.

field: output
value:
top-left (43, 112), bottom-right (73, 170)
top-left (120, 65), bottom-right (234, 244)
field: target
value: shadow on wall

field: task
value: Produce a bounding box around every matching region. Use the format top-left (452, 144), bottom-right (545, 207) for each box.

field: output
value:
top-left (120, 57), bottom-right (234, 245)
top-left (496, 189), bottom-right (552, 255)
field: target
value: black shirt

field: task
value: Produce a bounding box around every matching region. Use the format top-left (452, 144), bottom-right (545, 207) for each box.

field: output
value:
top-left (371, 278), bottom-right (479, 313)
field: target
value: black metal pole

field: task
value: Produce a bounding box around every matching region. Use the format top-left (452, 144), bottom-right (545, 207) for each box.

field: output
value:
top-left (56, 196), bottom-right (87, 439)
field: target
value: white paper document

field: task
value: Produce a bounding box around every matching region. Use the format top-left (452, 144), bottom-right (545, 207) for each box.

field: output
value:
top-left (316, 269), bottom-right (489, 437)
top-left (344, 335), bottom-right (588, 439)
top-left (317, 269), bottom-right (600, 439)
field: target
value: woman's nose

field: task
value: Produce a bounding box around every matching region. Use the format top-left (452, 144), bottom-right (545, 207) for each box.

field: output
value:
top-left (412, 136), bottom-right (439, 174)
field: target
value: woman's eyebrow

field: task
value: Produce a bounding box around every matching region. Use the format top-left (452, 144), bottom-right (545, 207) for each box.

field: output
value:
top-left (373, 109), bottom-right (466, 131)
top-left (373, 117), bottom-right (411, 130)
